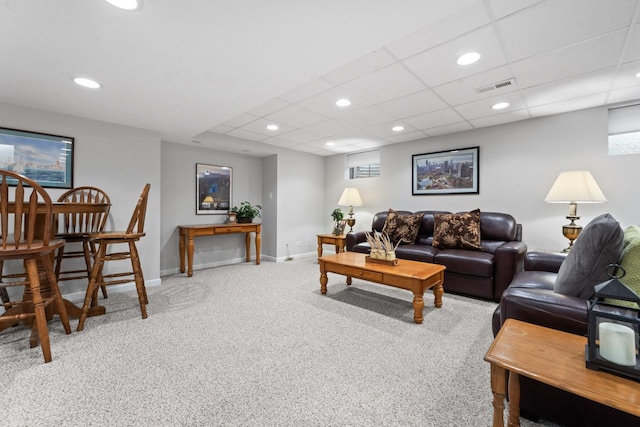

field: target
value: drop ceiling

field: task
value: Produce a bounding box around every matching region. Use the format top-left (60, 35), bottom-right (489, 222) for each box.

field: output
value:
top-left (2, 0), bottom-right (639, 157)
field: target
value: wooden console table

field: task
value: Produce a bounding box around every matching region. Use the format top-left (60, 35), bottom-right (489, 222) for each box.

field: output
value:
top-left (485, 319), bottom-right (640, 427)
top-left (178, 223), bottom-right (261, 277)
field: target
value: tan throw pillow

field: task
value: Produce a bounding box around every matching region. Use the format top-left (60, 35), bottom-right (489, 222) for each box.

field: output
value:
top-left (381, 209), bottom-right (424, 245)
top-left (433, 209), bottom-right (482, 251)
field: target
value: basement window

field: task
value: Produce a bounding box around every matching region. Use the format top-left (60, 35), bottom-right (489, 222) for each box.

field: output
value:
top-left (608, 104), bottom-right (640, 156)
top-left (347, 150), bottom-right (380, 179)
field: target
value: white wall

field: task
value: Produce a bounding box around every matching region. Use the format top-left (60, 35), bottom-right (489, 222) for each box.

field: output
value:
top-left (324, 106), bottom-right (638, 251)
top-left (0, 102), bottom-right (162, 298)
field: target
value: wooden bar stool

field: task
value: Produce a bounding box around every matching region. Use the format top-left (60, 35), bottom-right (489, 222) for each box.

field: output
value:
top-left (0, 170), bottom-right (71, 363)
top-left (77, 184), bottom-right (150, 331)
top-left (54, 186), bottom-right (111, 299)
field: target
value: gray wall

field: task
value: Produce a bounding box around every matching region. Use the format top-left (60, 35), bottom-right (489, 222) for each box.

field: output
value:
top-left (324, 106), bottom-right (637, 251)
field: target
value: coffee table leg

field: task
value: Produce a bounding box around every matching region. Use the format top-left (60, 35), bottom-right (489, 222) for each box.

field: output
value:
top-left (490, 363), bottom-right (507, 427)
top-left (412, 292), bottom-right (424, 324)
top-left (507, 372), bottom-right (520, 427)
top-left (433, 281), bottom-right (444, 308)
top-left (320, 268), bottom-right (328, 294)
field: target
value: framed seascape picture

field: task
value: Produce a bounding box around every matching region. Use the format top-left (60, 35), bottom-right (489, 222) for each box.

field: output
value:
top-left (412, 146), bottom-right (479, 195)
top-left (196, 163), bottom-right (232, 215)
top-left (0, 127), bottom-right (74, 189)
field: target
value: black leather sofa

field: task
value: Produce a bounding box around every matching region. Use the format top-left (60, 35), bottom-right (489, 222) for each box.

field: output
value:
top-left (346, 210), bottom-right (527, 301)
top-left (492, 251), bottom-right (640, 426)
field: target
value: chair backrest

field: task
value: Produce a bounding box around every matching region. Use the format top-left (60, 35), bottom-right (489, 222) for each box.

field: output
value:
top-left (56, 186), bottom-right (111, 234)
top-left (126, 184), bottom-right (150, 234)
top-left (0, 170), bottom-right (53, 249)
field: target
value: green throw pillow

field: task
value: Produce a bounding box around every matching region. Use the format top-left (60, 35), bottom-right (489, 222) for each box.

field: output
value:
top-left (607, 225), bottom-right (640, 308)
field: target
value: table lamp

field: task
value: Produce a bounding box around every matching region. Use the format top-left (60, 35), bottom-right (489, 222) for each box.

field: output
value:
top-left (338, 187), bottom-right (363, 233)
top-left (544, 170), bottom-right (606, 251)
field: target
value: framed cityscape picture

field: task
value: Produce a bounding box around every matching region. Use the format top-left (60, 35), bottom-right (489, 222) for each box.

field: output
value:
top-left (196, 163), bottom-right (232, 215)
top-left (412, 146), bottom-right (479, 195)
top-left (0, 127), bottom-right (74, 188)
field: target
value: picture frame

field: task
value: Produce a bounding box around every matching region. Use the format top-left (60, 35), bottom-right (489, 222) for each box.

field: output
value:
top-left (412, 146), bottom-right (479, 195)
top-left (196, 163), bottom-right (232, 215)
top-left (0, 127), bottom-right (74, 189)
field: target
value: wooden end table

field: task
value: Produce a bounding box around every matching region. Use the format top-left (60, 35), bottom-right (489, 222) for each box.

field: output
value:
top-left (485, 319), bottom-right (640, 427)
top-left (318, 252), bottom-right (445, 324)
top-left (317, 234), bottom-right (346, 257)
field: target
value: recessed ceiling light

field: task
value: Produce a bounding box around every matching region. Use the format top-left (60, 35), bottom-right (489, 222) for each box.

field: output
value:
top-left (326, 141), bottom-right (335, 146)
top-left (457, 52), bottom-right (480, 66)
top-left (73, 77), bottom-right (101, 89)
top-left (104, 0), bottom-right (143, 10)
top-left (492, 102), bottom-right (510, 110)
top-left (392, 125), bottom-right (405, 132)
top-left (636, 71), bottom-right (640, 78)
top-left (266, 124), bottom-right (279, 131)
top-left (336, 99), bottom-right (351, 107)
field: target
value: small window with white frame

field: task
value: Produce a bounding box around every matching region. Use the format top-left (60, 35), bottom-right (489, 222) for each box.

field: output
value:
top-left (608, 104), bottom-right (640, 156)
top-left (347, 150), bottom-right (380, 179)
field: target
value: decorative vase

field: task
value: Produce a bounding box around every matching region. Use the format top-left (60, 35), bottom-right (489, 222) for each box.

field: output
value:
top-left (386, 251), bottom-right (396, 261)
top-left (237, 217), bottom-right (252, 223)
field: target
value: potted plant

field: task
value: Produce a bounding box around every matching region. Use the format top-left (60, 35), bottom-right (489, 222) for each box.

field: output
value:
top-left (231, 201), bottom-right (262, 223)
top-left (331, 208), bottom-right (345, 235)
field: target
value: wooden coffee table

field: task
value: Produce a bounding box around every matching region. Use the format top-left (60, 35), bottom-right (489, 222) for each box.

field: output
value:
top-left (318, 252), bottom-right (445, 324)
top-left (485, 319), bottom-right (640, 427)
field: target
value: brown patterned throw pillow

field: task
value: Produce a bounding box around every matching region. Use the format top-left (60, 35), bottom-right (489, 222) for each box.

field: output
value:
top-left (381, 209), bottom-right (424, 245)
top-left (433, 209), bottom-right (482, 250)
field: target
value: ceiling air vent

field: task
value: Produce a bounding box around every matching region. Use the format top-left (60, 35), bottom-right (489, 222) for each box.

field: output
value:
top-left (475, 78), bottom-right (516, 94)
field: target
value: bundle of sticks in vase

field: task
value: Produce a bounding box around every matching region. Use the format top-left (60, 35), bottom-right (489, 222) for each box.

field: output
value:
top-left (364, 232), bottom-right (400, 265)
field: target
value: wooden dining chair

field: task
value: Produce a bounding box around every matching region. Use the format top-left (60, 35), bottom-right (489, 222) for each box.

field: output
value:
top-left (0, 170), bottom-right (71, 363)
top-left (77, 183), bottom-right (150, 331)
top-left (54, 186), bottom-right (111, 299)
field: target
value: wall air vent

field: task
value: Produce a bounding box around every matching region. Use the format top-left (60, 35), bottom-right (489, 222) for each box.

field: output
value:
top-left (475, 78), bottom-right (516, 94)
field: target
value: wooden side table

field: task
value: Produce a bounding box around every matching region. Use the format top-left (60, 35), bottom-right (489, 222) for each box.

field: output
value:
top-left (485, 319), bottom-right (640, 427)
top-left (317, 234), bottom-right (346, 257)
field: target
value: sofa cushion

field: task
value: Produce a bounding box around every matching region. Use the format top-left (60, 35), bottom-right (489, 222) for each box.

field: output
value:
top-left (381, 209), bottom-right (424, 245)
top-left (432, 209), bottom-right (482, 251)
top-left (554, 213), bottom-right (624, 299)
top-left (608, 225), bottom-right (640, 308)
top-left (395, 244), bottom-right (439, 263)
top-left (435, 249), bottom-right (494, 277)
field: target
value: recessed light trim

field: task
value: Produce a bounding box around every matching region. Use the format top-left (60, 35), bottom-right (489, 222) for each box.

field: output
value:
top-left (392, 125), bottom-right (405, 132)
top-left (457, 52), bottom-right (480, 66)
top-left (104, 0), bottom-right (143, 10)
top-left (492, 102), bottom-right (510, 110)
top-left (325, 141), bottom-right (335, 146)
top-left (266, 124), bottom-right (279, 131)
top-left (335, 98), bottom-right (351, 107)
top-left (73, 77), bottom-right (101, 89)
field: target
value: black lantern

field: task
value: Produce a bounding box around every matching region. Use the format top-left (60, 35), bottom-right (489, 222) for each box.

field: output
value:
top-left (585, 265), bottom-right (640, 381)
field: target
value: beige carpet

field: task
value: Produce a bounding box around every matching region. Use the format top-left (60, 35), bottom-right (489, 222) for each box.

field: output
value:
top-left (1, 257), bottom-right (556, 426)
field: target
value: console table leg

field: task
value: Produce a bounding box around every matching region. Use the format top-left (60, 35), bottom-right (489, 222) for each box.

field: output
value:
top-left (179, 234), bottom-right (186, 273)
top-left (255, 231), bottom-right (261, 265)
top-left (187, 236), bottom-right (194, 277)
top-left (245, 233), bottom-right (251, 262)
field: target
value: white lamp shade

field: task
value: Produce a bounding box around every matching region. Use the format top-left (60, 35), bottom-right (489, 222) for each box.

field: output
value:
top-left (338, 187), bottom-right (363, 207)
top-left (544, 170), bottom-right (606, 203)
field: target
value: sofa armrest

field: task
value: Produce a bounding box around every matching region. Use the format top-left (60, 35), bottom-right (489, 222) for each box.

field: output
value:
top-left (524, 250), bottom-right (568, 273)
top-left (346, 231), bottom-right (367, 251)
top-left (492, 241), bottom-right (528, 301)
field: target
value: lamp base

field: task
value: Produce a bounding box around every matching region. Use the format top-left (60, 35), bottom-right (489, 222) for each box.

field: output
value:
top-left (562, 215), bottom-right (582, 252)
top-left (345, 217), bottom-right (356, 233)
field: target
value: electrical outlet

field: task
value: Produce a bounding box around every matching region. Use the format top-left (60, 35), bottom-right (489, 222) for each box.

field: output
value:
top-left (214, 246), bottom-right (221, 253)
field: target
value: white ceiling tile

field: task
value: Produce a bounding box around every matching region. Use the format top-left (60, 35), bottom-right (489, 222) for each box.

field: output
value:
top-left (607, 86), bottom-right (640, 105)
top-left (239, 118), bottom-right (294, 137)
top-left (522, 69), bottom-right (615, 107)
top-left (246, 98), bottom-right (290, 117)
top-left (511, 30), bottom-right (626, 88)
top-left (404, 108), bottom-right (465, 130)
top-left (223, 113), bottom-right (259, 128)
top-left (321, 48), bottom-right (397, 85)
top-left (377, 90), bottom-right (448, 118)
top-left (469, 109), bottom-right (530, 128)
top-left (208, 124), bottom-right (234, 133)
top-left (488, 0), bottom-right (543, 20)
top-left (404, 25), bottom-right (507, 87)
top-left (385, 130), bottom-right (428, 143)
top-left (432, 65), bottom-right (517, 106)
top-left (278, 79), bottom-right (334, 104)
top-left (364, 122), bottom-right (418, 139)
top-left (528, 93), bottom-right (607, 117)
top-left (613, 61), bottom-right (640, 90)
top-left (297, 87), bottom-right (370, 118)
top-left (276, 128), bottom-right (324, 144)
top-left (262, 137), bottom-right (299, 148)
top-left (498, 0), bottom-right (636, 61)
top-left (623, 24), bottom-right (640, 64)
top-left (340, 106), bottom-right (396, 128)
top-left (304, 119), bottom-right (357, 138)
top-left (340, 63), bottom-right (427, 105)
top-left (424, 122), bottom-right (474, 136)
top-left (454, 92), bottom-right (527, 120)
top-left (226, 128), bottom-right (269, 141)
top-left (265, 105), bottom-right (326, 128)
top-left (386, 1), bottom-right (491, 59)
